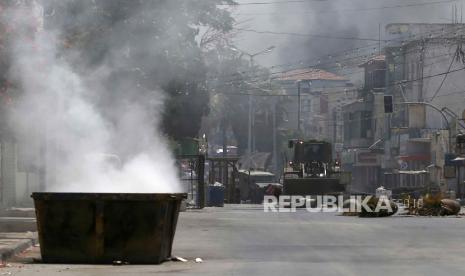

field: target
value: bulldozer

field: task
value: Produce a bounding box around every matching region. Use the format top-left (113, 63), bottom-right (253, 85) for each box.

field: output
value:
top-left (282, 139), bottom-right (348, 196)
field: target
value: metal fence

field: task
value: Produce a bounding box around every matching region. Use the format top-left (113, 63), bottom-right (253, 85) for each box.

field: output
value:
top-left (176, 155), bottom-right (205, 208)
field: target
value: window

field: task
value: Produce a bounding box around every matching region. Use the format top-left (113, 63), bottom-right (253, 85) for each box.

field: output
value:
top-left (361, 111), bottom-right (372, 138)
top-left (373, 69), bottom-right (386, 89)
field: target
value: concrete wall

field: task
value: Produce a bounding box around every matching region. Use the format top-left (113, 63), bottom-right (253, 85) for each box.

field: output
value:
top-left (1, 142), bottom-right (41, 207)
top-left (1, 142), bottom-right (16, 207)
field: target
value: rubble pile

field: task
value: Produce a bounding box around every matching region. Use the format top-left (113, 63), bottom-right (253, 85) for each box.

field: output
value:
top-left (358, 197), bottom-right (398, 218)
top-left (405, 194), bottom-right (461, 216)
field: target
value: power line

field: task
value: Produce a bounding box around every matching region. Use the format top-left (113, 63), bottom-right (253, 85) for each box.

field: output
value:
top-left (215, 42), bottom-right (461, 89)
top-left (220, 38), bottom-right (461, 87)
top-left (210, 25), bottom-right (465, 85)
top-left (210, 52), bottom-right (459, 96)
top-left (225, 23), bottom-right (464, 78)
top-left (233, 28), bottom-right (385, 42)
top-left (212, 64), bottom-right (465, 97)
top-left (427, 51), bottom-right (457, 102)
top-left (226, 21), bottom-right (465, 85)
top-left (221, 0), bottom-right (325, 5)
top-left (203, 24), bottom-right (465, 102)
top-left (234, 0), bottom-right (458, 15)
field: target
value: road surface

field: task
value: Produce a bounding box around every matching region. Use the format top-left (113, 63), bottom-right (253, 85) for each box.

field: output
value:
top-left (4, 205), bottom-right (465, 275)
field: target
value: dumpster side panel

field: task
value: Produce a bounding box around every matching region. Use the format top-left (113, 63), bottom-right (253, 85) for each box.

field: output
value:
top-left (32, 193), bottom-right (185, 264)
top-left (103, 201), bottom-right (166, 263)
top-left (34, 199), bottom-right (100, 263)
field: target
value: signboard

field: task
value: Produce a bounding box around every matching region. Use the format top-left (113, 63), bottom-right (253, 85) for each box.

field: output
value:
top-left (356, 152), bottom-right (378, 166)
top-left (399, 161), bottom-right (408, 170)
top-left (444, 165), bottom-right (456, 179)
top-left (408, 104), bottom-right (426, 129)
top-left (445, 154), bottom-right (458, 166)
top-left (334, 143), bottom-right (343, 152)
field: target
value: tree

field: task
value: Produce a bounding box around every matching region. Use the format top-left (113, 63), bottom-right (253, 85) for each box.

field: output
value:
top-left (43, 0), bottom-right (236, 141)
top-left (202, 40), bottom-right (289, 155)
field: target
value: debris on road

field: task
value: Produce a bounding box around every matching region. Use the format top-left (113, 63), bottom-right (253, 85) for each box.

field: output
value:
top-left (359, 197), bottom-right (398, 217)
top-left (405, 194), bottom-right (461, 216)
top-left (439, 199), bottom-right (461, 216)
top-left (172, 256), bottom-right (188, 262)
top-left (195, 257), bottom-right (203, 263)
top-left (342, 199), bottom-right (360, 216)
top-left (112, 260), bottom-right (129, 266)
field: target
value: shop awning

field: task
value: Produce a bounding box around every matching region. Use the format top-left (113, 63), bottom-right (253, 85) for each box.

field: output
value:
top-left (397, 170), bottom-right (428, 175)
top-left (452, 157), bottom-right (465, 162)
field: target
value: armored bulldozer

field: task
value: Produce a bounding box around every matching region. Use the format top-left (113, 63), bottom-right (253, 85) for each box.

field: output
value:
top-left (282, 140), bottom-right (349, 196)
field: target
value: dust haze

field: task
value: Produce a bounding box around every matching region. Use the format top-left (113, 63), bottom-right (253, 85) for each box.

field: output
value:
top-left (3, 0), bottom-right (182, 193)
top-left (234, 0), bottom-right (457, 68)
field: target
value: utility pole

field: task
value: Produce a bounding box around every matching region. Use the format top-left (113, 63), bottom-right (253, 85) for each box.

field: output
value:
top-left (272, 97), bottom-right (278, 175)
top-left (222, 115), bottom-right (227, 186)
top-left (419, 41), bottom-right (425, 102)
top-left (248, 94), bottom-right (252, 156)
top-left (297, 81), bottom-right (301, 134)
top-left (231, 46), bottom-right (275, 155)
top-left (249, 56), bottom-right (255, 154)
top-left (378, 23), bottom-right (382, 56)
top-left (332, 109), bottom-right (337, 147)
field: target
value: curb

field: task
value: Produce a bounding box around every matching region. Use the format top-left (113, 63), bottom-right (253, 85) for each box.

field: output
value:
top-left (0, 235), bottom-right (38, 262)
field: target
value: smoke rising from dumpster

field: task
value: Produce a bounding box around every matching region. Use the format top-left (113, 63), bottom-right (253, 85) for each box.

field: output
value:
top-left (2, 1), bottom-right (182, 193)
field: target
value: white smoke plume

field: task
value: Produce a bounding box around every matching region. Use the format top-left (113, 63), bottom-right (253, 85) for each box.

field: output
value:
top-left (3, 1), bottom-right (182, 193)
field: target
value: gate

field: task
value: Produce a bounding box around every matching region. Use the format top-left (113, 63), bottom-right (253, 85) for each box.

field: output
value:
top-left (176, 155), bottom-right (205, 208)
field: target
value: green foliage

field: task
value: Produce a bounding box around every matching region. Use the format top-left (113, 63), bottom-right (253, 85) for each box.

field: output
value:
top-left (44, 0), bottom-right (235, 140)
top-left (204, 47), bottom-right (289, 154)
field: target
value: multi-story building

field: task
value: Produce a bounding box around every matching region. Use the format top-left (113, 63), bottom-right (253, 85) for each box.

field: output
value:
top-left (276, 68), bottom-right (356, 158)
top-left (341, 56), bottom-right (386, 193)
top-left (383, 23), bottom-right (465, 195)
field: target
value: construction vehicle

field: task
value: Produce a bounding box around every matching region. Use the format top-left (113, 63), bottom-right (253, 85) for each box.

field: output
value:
top-left (282, 139), bottom-right (348, 196)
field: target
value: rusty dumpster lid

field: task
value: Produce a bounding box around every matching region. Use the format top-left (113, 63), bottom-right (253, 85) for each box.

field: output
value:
top-left (31, 192), bottom-right (187, 201)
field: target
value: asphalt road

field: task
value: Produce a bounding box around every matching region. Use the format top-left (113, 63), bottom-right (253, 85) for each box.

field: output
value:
top-left (4, 205), bottom-right (465, 275)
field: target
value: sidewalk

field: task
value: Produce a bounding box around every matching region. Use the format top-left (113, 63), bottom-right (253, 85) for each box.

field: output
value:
top-left (0, 208), bottom-right (38, 262)
top-left (0, 208), bottom-right (37, 232)
top-left (0, 232), bottom-right (38, 262)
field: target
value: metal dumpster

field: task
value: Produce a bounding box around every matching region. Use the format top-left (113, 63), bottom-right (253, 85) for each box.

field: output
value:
top-left (31, 192), bottom-right (186, 264)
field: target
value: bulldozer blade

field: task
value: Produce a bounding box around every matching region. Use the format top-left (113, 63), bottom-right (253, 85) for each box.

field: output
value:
top-left (283, 178), bottom-right (345, 196)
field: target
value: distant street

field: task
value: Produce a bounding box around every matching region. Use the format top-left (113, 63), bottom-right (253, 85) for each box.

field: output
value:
top-left (4, 205), bottom-right (465, 275)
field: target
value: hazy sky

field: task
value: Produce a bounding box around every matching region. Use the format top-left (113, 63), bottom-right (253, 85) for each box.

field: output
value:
top-left (232, 0), bottom-right (460, 68)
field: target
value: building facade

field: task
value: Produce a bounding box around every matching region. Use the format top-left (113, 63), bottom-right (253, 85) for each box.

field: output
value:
top-left (276, 68), bottom-right (356, 158)
top-left (341, 56), bottom-right (386, 193)
top-left (383, 23), bottom-right (465, 194)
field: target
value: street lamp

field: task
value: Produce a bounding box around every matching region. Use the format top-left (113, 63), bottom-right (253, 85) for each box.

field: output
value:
top-left (230, 45), bottom-right (276, 155)
top-left (398, 101), bottom-right (451, 152)
top-left (231, 46), bottom-right (276, 67)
